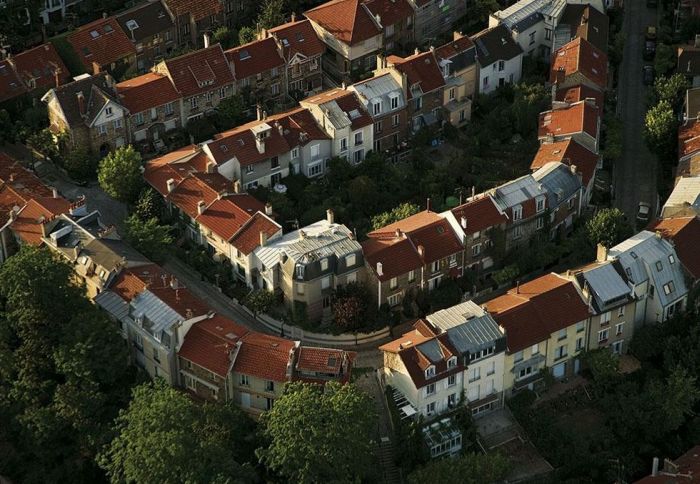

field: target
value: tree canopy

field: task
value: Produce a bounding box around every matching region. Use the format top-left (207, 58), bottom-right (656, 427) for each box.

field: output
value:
top-left (408, 453), bottom-right (510, 484)
top-left (97, 145), bottom-right (144, 204)
top-left (124, 214), bottom-right (173, 262)
top-left (370, 202), bottom-right (421, 230)
top-left (585, 208), bottom-right (632, 249)
top-left (257, 381), bottom-right (377, 483)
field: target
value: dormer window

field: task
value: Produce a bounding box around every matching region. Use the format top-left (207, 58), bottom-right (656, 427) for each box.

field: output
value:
top-left (425, 366), bottom-right (435, 378)
top-left (373, 100), bottom-right (381, 115)
top-left (390, 94), bottom-right (399, 110)
top-left (105, 106), bottom-right (113, 117)
top-left (295, 264), bottom-right (304, 279)
top-left (513, 205), bottom-right (523, 221)
top-left (536, 197), bottom-right (545, 213)
top-left (447, 356), bottom-right (457, 368)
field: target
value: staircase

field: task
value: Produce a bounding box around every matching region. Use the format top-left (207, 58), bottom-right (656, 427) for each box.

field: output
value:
top-left (378, 437), bottom-right (402, 484)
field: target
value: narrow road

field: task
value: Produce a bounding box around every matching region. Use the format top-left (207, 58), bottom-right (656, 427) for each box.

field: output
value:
top-left (614, 1), bottom-right (658, 221)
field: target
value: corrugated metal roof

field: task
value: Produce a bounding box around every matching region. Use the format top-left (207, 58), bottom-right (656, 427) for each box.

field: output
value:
top-left (94, 289), bottom-right (131, 321)
top-left (493, 0), bottom-right (566, 29)
top-left (533, 162), bottom-right (582, 208)
top-left (321, 99), bottom-right (351, 129)
top-left (513, 11), bottom-right (544, 32)
top-left (427, 301), bottom-right (504, 354)
top-left (416, 338), bottom-right (444, 363)
top-left (581, 262), bottom-right (632, 311)
top-left (351, 74), bottom-right (406, 115)
top-left (131, 288), bottom-right (184, 334)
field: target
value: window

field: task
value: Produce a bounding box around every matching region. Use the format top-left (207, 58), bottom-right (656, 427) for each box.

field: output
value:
top-left (426, 402), bottom-right (436, 414)
top-left (448, 87), bottom-right (455, 100)
top-left (483, 76), bottom-right (489, 87)
top-left (373, 101), bottom-right (381, 115)
top-left (576, 337), bottom-right (584, 351)
top-left (426, 383), bottom-right (436, 395)
top-left (656, 261), bottom-right (663, 272)
top-left (310, 143), bottom-right (320, 159)
top-left (415, 96), bottom-right (422, 110)
top-left (271, 83), bottom-right (280, 95)
top-left (612, 340), bottom-right (623, 355)
top-left (113, 118), bottom-right (122, 129)
top-left (387, 292), bottom-right (401, 306)
top-left (389, 277), bottom-right (398, 289)
top-left (498, 60), bottom-right (505, 71)
top-left (568, 197), bottom-right (575, 210)
top-left (469, 367), bottom-right (481, 382)
top-left (649, 285), bottom-right (655, 298)
top-left (669, 254), bottom-right (676, 264)
top-left (392, 114), bottom-right (399, 126)
top-left (447, 357), bottom-right (457, 368)
top-left (320, 258), bottom-right (329, 271)
top-left (184, 375), bottom-right (196, 390)
top-left (323, 295), bottom-right (331, 309)
top-left (153, 347), bottom-right (160, 363)
top-left (164, 102), bottom-right (174, 115)
top-left (190, 97), bottom-right (197, 109)
top-left (555, 345), bottom-right (567, 360)
top-left (266, 398), bottom-right (274, 410)
top-left (353, 149), bottom-right (364, 163)
top-left (663, 281), bottom-right (675, 295)
top-left (518, 366), bottom-right (533, 380)
top-left (354, 132), bottom-right (363, 145)
top-left (97, 124), bottom-right (107, 135)
top-left (431, 260), bottom-right (440, 273)
top-left (531, 343), bottom-right (539, 354)
top-left (576, 321), bottom-right (585, 333)
top-left (133, 333), bottom-right (143, 350)
top-left (340, 138), bottom-right (348, 152)
top-left (598, 328), bottom-right (609, 343)
top-left (105, 106), bottom-right (113, 117)
top-left (265, 380), bottom-right (275, 392)
top-left (291, 147), bottom-right (299, 159)
top-left (448, 374), bottom-right (456, 387)
top-left (270, 156), bottom-right (279, 169)
top-left (346, 271), bottom-right (357, 284)
top-left (246, 165), bottom-right (254, 174)
top-left (545, 28), bottom-right (552, 40)
top-left (600, 311), bottom-right (611, 325)
top-left (321, 276), bottom-right (331, 290)
top-left (448, 393), bottom-right (457, 407)
top-left (472, 244), bottom-right (481, 256)
top-left (512, 205), bottom-right (522, 221)
top-left (536, 197), bottom-right (545, 212)
top-left (346, 254), bottom-right (356, 266)
top-left (514, 351), bottom-right (524, 363)
top-left (513, 225), bottom-right (523, 239)
top-left (408, 270), bottom-right (415, 282)
top-left (134, 112), bottom-right (144, 125)
top-left (617, 306), bottom-right (625, 317)
top-left (390, 95), bottom-right (399, 109)
top-left (616, 322), bottom-right (624, 335)
top-left (374, 139), bottom-right (381, 152)
top-left (487, 361), bottom-right (496, 376)
top-left (529, 31), bottom-right (536, 45)
top-left (557, 329), bottom-right (567, 341)
top-left (308, 162), bottom-right (323, 177)
top-left (374, 120), bottom-right (382, 134)
top-left (536, 217), bottom-right (544, 230)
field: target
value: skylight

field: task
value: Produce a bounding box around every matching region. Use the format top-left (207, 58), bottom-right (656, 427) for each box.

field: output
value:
top-left (239, 50), bottom-right (251, 60)
top-left (281, 38), bottom-right (289, 46)
top-left (103, 24), bottom-right (113, 33)
top-left (126, 19), bottom-right (139, 30)
top-left (296, 32), bottom-right (304, 42)
top-left (90, 30), bottom-right (100, 39)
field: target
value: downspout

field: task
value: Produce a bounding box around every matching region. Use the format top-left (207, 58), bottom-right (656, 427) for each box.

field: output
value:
top-left (378, 279), bottom-right (382, 310)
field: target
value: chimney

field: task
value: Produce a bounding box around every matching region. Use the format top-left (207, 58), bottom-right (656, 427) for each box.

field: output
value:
top-left (206, 160), bottom-right (215, 173)
top-left (92, 61), bottom-right (101, 75)
top-left (76, 91), bottom-right (86, 116)
top-left (166, 178), bottom-right (176, 193)
top-left (570, 164), bottom-right (577, 175)
top-left (430, 45), bottom-right (435, 53)
top-left (170, 276), bottom-right (179, 290)
top-left (596, 243), bottom-right (608, 262)
top-left (233, 180), bottom-right (241, 193)
top-left (51, 187), bottom-right (58, 198)
top-left (471, 185), bottom-right (476, 199)
top-left (197, 200), bottom-right (206, 215)
top-left (417, 245), bottom-right (425, 259)
top-left (426, 197), bottom-right (431, 212)
top-left (262, 110), bottom-right (267, 120)
top-left (255, 134), bottom-right (265, 154)
top-left (376, 262), bottom-right (383, 276)
top-left (265, 202), bottom-right (273, 216)
top-left (8, 208), bottom-right (17, 223)
top-left (414, 47), bottom-right (420, 56)
top-left (299, 230), bottom-right (306, 240)
top-left (395, 228), bottom-right (402, 238)
top-left (376, 53), bottom-right (384, 69)
top-left (102, 11), bottom-right (107, 18)
top-left (516, 280), bottom-right (520, 293)
top-left (203, 32), bottom-right (211, 48)
top-left (291, 12), bottom-right (296, 22)
top-left (54, 68), bottom-right (62, 88)
top-left (341, 81), bottom-right (347, 90)
top-left (256, 104), bottom-right (263, 121)
top-left (277, 123), bottom-right (283, 136)
top-left (375, 13), bottom-right (381, 26)
top-left (453, 31), bottom-right (463, 41)
top-left (326, 208), bottom-right (334, 224)
top-left (260, 231), bottom-right (268, 246)
top-left (652, 457), bottom-right (659, 477)
top-left (460, 216), bottom-right (467, 229)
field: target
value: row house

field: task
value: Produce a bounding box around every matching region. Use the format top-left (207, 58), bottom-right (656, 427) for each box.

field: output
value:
top-left (660, 177), bottom-right (700, 219)
top-left (564, 258), bottom-right (637, 355)
top-left (154, 44), bottom-right (236, 122)
top-left (0, 58), bottom-right (28, 105)
top-left (267, 17), bottom-right (325, 99)
top-left (606, 231), bottom-right (689, 324)
top-left (554, 82), bottom-right (604, 112)
top-left (349, 67), bottom-right (410, 155)
top-left (362, 209), bottom-right (464, 309)
top-left (300, 87), bottom-right (374, 163)
top-left (435, 32), bottom-right (478, 127)
top-left (362, 0), bottom-right (415, 53)
top-left (407, 0), bottom-right (464, 44)
top-left (253, 210), bottom-right (365, 322)
top-left (115, 72), bottom-right (182, 150)
top-left (538, 99), bottom-right (601, 154)
top-left (225, 37), bottom-right (286, 107)
top-left (42, 72), bottom-right (129, 158)
top-left (472, 25), bottom-right (524, 95)
top-left (550, 37), bottom-right (607, 97)
top-left (204, 106), bottom-right (332, 187)
top-left (532, 161), bottom-right (584, 237)
top-left (0, 43), bottom-right (70, 105)
top-left (116, 0), bottom-right (178, 73)
top-left (555, 3), bottom-right (609, 54)
top-left (67, 16), bottom-right (137, 75)
top-left (161, 0), bottom-right (226, 48)
top-left (651, 216), bottom-right (700, 284)
top-left (483, 273), bottom-right (591, 393)
top-left (488, 0), bottom-right (567, 61)
top-left (386, 49), bottom-right (445, 133)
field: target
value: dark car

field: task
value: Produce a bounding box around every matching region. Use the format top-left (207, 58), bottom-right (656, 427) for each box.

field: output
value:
top-left (643, 65), bottom-right (655, 85)
top-left (644, 40), bottom-right (656, 60)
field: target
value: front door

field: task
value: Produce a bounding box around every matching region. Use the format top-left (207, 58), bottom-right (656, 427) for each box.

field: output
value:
top-left (553, 362), bottom-right (566, 379)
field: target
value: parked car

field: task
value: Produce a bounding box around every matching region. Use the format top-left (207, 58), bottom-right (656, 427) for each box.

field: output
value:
top-left (643, 65), bottom-right (655, 85)
top-left (645, 25), bottom-right (657, 41)
top-left (637, 202), bottom-right (651, 224)
top-left (644, 41), bottom-right (656, 60)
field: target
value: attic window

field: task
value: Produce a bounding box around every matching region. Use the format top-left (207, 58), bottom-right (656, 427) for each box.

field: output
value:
top-left (552, 149), bottom-right (561, 154)
top-left (630, 251), bottom-right (638, 259)
top-left (90, 30), bottom-right (100, 39)
top-left (281, 38), bottom-right (289, 46)
top-left (126, 19), bottom-right (139, 30)
top-left (239, 50), bottom-right (251, 60)
top-left (82, 47), bottom-right (92, 56)
top-left (437, 226), bottom-right (445, 234)
top-left (221, 144), bottom-right (228, 152)
top-left (592, 68), bottom-right (598, 75)
top-left (592, 52), bottom-right (599, 58)
top-left (328, 356), bottom-right (337, 367)
top-left (296, 32), bottom-right (304, 42)
top-left (348, 109), bottom-right (360, 119)
top-left (425, 366), bottom-right (435, 378)
top-left (656, 261), bottom-right (663, 272)
top-left (104, 24), bottom-right (113, 33)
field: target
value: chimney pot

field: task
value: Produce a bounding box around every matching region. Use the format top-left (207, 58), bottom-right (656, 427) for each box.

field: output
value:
top-left (256, 104), bottom-right (263, 121)
top-left (166, 178), bottom-right (176, 193)
top-left (596, 243), bottom-right (608, 262)
top-left (76, 91), bottom-right (86, 116)
top-left (52, 187), bottom-right (58, 198)
top-left (377, 261), bottom-right (383, 276)
top-left (652, 457), bottom-right (660, 477)
top-left (265, 202), bottom-right (273, 216)
top-left (197, 200), bottom-right (206, 215)
top-left (460, 216), bottom-right (467, 229)
top-left (233, 180), bottom-right (241, 193)
top-left (170, 276), bottom-right (179, 290)
top-left (426, 197), bottom-right (431, 211)
top-left (417, 245), bottom-right (425, 258)
top-left (291, 12), bottom-right (296, 22)
top-left (203, 32), bottom-right (211, 48)
top-left (326, 208), bottom-right (334, 225)
top-left (395, 228), bottom-right (402, 238)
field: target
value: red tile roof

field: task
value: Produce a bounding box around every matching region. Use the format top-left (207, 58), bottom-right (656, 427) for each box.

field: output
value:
top-left (435, 34), bottom-right (475, 61)
top-left (162, 0), bottom-right (222, 21)
top-left (379, 321), bottom-right (437, 353)
top-left (179, 315), bottom-right (250, 377)
top-left (635, 445), bottom-right (700, 483)
top-left (555, 84), bottom-right (604, 109)
top-left (294, 346), bottom-right (356, 384)
top-left (302, 88), bottom-right (373, 130)
top-left (392, 331), bottom-right (463, 389)
top-left (233, 332), bottom-right (296, 382)
top-left (387, 51), bottom-right (445, 98)
top-left (362, 0), bottom-right (414, 29)
top-left (550, 37), bottom-right (608, 90)
top-left (268, 19), bottom-right (326, 60)
top-left (225, 37), bottom-right (285, 80)
top-left (166, 173), bottom-right (229, 219)
top-left (116, 72), bottom-right (180, 113)
top-left (11, 43), bottom-right (70, 92)
top-left (532, 139), bottom-right (598, 185)
top-left (650, 216), bottom-right (700, 280)
top-left (679, 119), bottom-right (700, 160)
top-left (229, 211), bottom-right (281, 255)
top-left (10, 197), bottom-right (72, 246)
top-left (67, 17), bottom-right (136, 70)
top-left (0, 59), bottom-right (27, 103)
top-left (538, 100), bottom-right (599, 141)
top-left (305, 0), bottom-right (381, 46)
top-left (161, 45), bottom-right (234, 98)
top-left (363, 210), bottom-right (463, 281)
top-left (450, 196), bottom-right (507, 235)
top-left (483, 273), bottom-right (591, 353)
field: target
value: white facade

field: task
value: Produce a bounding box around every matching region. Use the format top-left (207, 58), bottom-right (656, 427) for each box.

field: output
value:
top-left (478, 55), bottom-right (523, 94)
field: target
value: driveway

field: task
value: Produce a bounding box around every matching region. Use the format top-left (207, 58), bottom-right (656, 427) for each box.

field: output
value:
top-left (614, 1), bottom-right (658, 221)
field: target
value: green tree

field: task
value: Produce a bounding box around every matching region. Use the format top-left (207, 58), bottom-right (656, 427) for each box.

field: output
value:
top-left (408, 452), bottom-right (510, 484)
top-left (133, 187), bottom-right (165, 222)
top-left (602, 116), bottom-right (623, 162)
top-left (429, 278), bottom-right (463, 311)
top-left (654, 73), bottom-right (689, 105)
top-left (217, 93), bottom-right (246, 128)
top-left (0, 0), bottom-right (41, 51)
top-left (27, 127), bottom-right (60, 160)
top-left (245, 289), bottom-right (276, 316)
top-left (257, 0), bottom-right (285, 30)
top-left (582, 349), bottom-right (621, 390)
top-left (585, 208), bottom-right (632, 249)
top-left (63, 146), bottom-right (98, 182)
top-left (331, 282), bottom-right (375, 330)
top-left (654, 43), bottom-right (677, 76)
top-left (370, 202), bottom-right (421, 230)
top-left (257, 381), bottom-right (377, 483)
top-left (212, 25), bottom-right (235, 49)
top-left (644, 100), bottom-right (678, 160)
top-left (98, 380), bottom-right (257, 483)
top-left (238, 26), bottom-right (256, 45)
top-left (124, 214), bottom-right (173, 262)
top-left (470, 0), bottom-right (500, 24)
top-left (97, 145), bottom-right (144, 203)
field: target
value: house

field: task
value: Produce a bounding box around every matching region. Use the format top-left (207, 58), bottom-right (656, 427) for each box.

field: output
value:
top-left (606, 231), bottom-right (688, 323)
top-left (293, 346), bottom-right (355, 384)
top-left (435, 32), bottom-right (478, 127)
top-left (362, 209), bottom-right (464, 309)
top-left (116, 72), bottom-right (182, 151)
top-left (225, 37), bottom-right (286, 106)
top-left (675, 0), bottom-right (700, 32)
top-left (488, 0), bottom-right (567, 60)
top-left (42, 73), bottom-right (129, 158)
top-left (95, 264), bottom-right (211, 384)
top-left (442, 195), bottom-right (508, 275)
top-left (252, 210), bottom-right (365, 322)
top-left (0, 60), bottom-right (27, 104)
top-left (8, 197), bottom-right (76, 252)
top-left (678, 119), bottom-right (700, 165)
top-left (267, 17), bottom-right (325, 98)
top-left (379, 320), bottom-right (464, 419)
top-left (406, 0), bottom-right (465, 44)
top-left (550, 37), bottom-right (608, 93)
top-left (651, 216), bottom-right (700, 284)
top-left (361, 0), bottom-right (415, 54)
top-left (425, 301), bottom-right (507, 417)
top-left (554, 83), bottom-right (604, 110)
top-left (40, 210), bottom-right (150, 298)
top-left (154, 44), bottom-right (236, 123)
top-left (472, 25), bottom-right (524, 94)
top-left (349, 68), bottom-right (410, 156)
top-left (538, 99), bottom-right (601, 154)
top-left (532, 161), bottom-right (584, 237)
top-left (6, 43), bottom-right (70, 97)
top-left (555, 3), bottom-right (609, 53)
top-left (116, 1), bottom-right (178, 73)
top-left (300, 87), bottom-right (374, 163)
top-left (531, 138), bottom-right (600, 204)
top-left (678, 37), bottom-right (700, 87)
top-left (634, 445), bottom-right (700, 483)
top-left (482, 273), bottom-right (591, 394)
top-left (161, 0), bottom-right (228, 48)
top-left (203, 106), bottom-right (332, 187)
top-left (304, 0), bottom-right (383, 83)
top-left (67, 16), bottom-right (137, 75)
top-left (660, 176), bottom-right (700, 219)
top-left (385, 50), bottom-right (445, 133)
top-left (565, 258), bottom-right (637, 354)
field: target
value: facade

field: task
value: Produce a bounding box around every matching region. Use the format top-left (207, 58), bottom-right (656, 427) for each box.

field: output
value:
top-left (161, 0), bottom-right (226, 48)
top-left (116, 1), bottom-right (178, 73)
top-left (67, 17), bottom-right (137, 75)
top-left (538, 99), bottom-right (601, 154)
top-left (679, 119), bottom-right (700, 165)
top-left (362, 0), bottom-right (415, 53)
top-left (407, 0), bottom-right (465, 44)
top-left (225, 37), bottom-right (286, 106)
top-left (435, 32), bottom-right (478, 127)
top-left (253, 211), bottom-right (365, 322)
top-left (362, 210), bottom-right (464, 310)
top-left (532, 161), bottom-right (583, 237)
top-left (678, 39), bottom-right (700, 88)
top-left (472, 25), bottom-right (524, 94)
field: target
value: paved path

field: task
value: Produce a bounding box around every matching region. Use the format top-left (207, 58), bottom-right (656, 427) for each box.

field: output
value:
top-left (614, 1), bottom-right (658, 221)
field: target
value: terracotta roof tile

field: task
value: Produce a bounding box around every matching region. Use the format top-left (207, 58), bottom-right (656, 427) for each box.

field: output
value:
top-left (362, 0), bottom-right (414, 29)
top-left (394, 332), bottom-right (463, 388)
top-left (295, 346), bottom-right (350, 374)
top-left (162, 0), bottom-right (222, 21)
top-left (387, 51), bottom-right (445, 98)
top-left (378, 321), bottom-right (437, 353)
top-left (225, 37), bottom-right (285, 80)
top-left (10, 197), bottom-right (72, 246)
top-left (679, 119), bottom-right (700, 160)
top-left (0, 60), bottom-right (27, 103)
top-left (560, 4), bottom-right (609, 53)
top-left (233, 332), bottom-right (296, 382)
top-left (532, 139), bottom-right (598, 185)
top-left (268, 19), bottom-right (326, 59)
top-left (179, 315), bottom-right (250, 377)
top-left (166, 173), bottom-right (229, 219)
top-left (450, 196), bottom-right (507, 234)
top-left (550, 37), bottom-right (608, 90)
top-left (538, 100), bottom-right (599, 140)
top-left (108, 263), bottom-right (166, 301)
top-left (229, 212), bottom-right (281, 255)
top-left (435, 34), bottom-right (475, 60)
top-left (11, 43), bottom-right (70, 92)
top-left (68, 17), bottom-right (136, 70)
top-left (555, 84), bottom-right (604, 109)
top-left (635, 445), bottom-right (700, 484)
top-left (161, 45), bottom-right (234, 98)
top-left (650, 216), bottom-right (700, 279)
top-left (305, 0), bottom-right (381, 46)
top-left (116, 72), bottom-right (180, 113)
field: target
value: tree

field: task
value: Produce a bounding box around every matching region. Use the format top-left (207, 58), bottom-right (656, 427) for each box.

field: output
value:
top-left (124, 214), bottom-right (173, 262)
top-left (257, 382), bottom-right (377, 483)
top-left (429, 277), bottom-right (463, 311)
top-left (212, 26), bottom-right (235, 49)
top-left (0, 0), bottom-right (41, 51)
top-left (408, 453), bottom-right (510, 484)
top-left (133, 187), bottom-right (165, 222)
top-left (582, 349), bottom-right (621, 390)
top-left (27, 127), bottom-right (60, 160)
top-left (370, 202), bottom-right (421, 230)
top-left (217, 93), bottom-right (246, 128)
top-left (602, 116), bottom-right (623, 162)
top-left (258, 0), bottom-right (285, 30)
top-left (97, 145), bottom-right (144, 204)
top-left (98, 380), bottom-right (257, 483)
top-left (470, 0), bottom-right (500, 24)
top-left (63, 146), bottom-right (98, 182)
top-left (654, 73), bottom-right (689, 105)
top-left (644, 100), bottom-right (677, 160)
top-left (238, 26), bottom-right (256, 45)
top-left (585, 208), bottom-right (632, 249)
top-left (331, 282), bottom-right (375, 330)
top-left (654, 43), bottom-right (677, 76)
top-left (245, 289), bottom-right (276, 316)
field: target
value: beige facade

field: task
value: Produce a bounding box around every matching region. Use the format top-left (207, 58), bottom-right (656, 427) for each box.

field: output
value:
top-left (231, 369), bottom-right (285, 415)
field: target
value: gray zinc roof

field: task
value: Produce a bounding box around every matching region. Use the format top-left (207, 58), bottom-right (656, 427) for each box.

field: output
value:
top-left (533, 162), bottom-right (582, 209)
top-left (131, 288), bottom-right (184, 336)
top-left (416, 338), bottom-right (444, 363)
top-left (491, 173), bottom-right (545, 210)
top-left (351, 74), bottom-right (405, 116)
top-left (580, 262), bottom-right (632, 312)
top-left (94, 289), bottom-right (131, 322)
top-left (426, 301), bottom-right (504, 354)
top-left (321, 99), bottom-right (351, 129)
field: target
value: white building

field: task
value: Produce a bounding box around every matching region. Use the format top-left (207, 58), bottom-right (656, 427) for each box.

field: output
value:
top-left (472, 25), bottom-right (524, 94)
